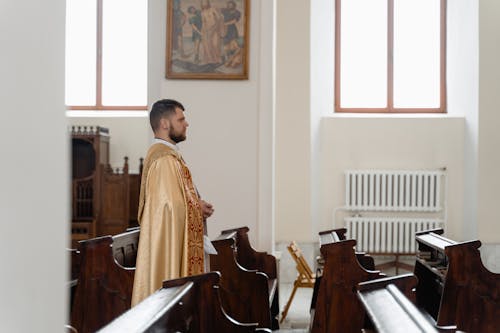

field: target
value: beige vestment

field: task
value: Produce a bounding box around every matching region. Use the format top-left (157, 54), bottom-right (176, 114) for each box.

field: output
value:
top-left (131, 143), bottom-right (204, 306)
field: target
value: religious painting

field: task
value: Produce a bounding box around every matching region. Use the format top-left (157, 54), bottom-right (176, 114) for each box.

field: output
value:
top-left (166, 0), bottom-right (249, 79)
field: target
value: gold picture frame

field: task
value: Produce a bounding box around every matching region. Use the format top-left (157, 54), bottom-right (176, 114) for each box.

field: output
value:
top-left (166, 0), bottom-right (249, 79)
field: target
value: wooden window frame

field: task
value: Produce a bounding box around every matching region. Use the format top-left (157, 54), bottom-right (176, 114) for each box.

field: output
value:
top-left (66, 0), bottom-right (148, 111)
top-left (334, 0), bottom-right (447, 113)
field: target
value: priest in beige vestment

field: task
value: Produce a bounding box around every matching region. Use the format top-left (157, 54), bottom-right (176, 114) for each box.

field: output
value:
top-left (132, 99), bottom-right (214, 306)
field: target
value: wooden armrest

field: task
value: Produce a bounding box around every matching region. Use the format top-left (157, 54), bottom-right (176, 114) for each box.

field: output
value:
top-left (357, 284), bottom-right (438, 333)
top-left (358, 273), bottom-right (417, 303)
top-left (357, 273), bottom-right (417, 292)
top-left (97, 283), bottom-right (194, 332)
top-left (318, 228), bottom-right (347, 246)
top-left (213, 230), bottom-right (238, 242)
top-left (319, 228), bottom-right (347, 239)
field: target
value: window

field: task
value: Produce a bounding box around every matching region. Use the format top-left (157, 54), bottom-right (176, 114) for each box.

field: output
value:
top-left (65, 0), bottom-right (148, 110)
top-left (335, 0), bottom-right (446, 113)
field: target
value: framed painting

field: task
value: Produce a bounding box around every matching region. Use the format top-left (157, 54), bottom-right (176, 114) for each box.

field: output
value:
top-left (166, 0), bottom-right (249, 79)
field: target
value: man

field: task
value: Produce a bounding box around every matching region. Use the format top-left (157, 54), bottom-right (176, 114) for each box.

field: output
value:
top-left (172, 0), bottom-right (187, 57)
top-left (131, 99), bottom-right (214, 306)
top-left (188, 6), bottom-right (202, 63)
top-left (221, 1), bottom-right (243, 68)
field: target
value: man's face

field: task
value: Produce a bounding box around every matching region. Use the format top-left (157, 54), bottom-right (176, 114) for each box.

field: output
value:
top-left (168, 107), bottom-right (189, 143)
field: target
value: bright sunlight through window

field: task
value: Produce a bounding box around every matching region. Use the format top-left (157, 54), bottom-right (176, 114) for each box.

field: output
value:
top-left (65, 0), bottom-right (147, 109)
top-left (336, 0), bottom-right (444, 112)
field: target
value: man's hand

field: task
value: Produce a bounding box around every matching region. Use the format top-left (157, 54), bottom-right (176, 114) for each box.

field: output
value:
top-left (200, 200), bottom-right (214, 220)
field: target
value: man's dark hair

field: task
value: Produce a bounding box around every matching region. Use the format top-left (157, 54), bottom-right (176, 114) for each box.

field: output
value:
top-left (150, 99), bottom-right (185, 132)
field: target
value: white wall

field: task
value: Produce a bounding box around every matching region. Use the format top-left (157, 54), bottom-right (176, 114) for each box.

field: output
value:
top-left (310, 0), bottom-right (334, 238)
top-left (320, 116), bottom-right (465, 240)
top-left (0, 1), bottom-right (68, 331)
top-left (447, 0), bottom-right (479, 240)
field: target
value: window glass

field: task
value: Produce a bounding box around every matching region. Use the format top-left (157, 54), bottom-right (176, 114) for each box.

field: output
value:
top-left (65, 0), bottom-right (147, 109)
top-left (65, 0), bottom-right (97, 106)
top-left (340, 0), bottom-right (387, 108)
top-left (336, 0), bottom-right (445, 112)
top-left (102, 0), bottom-right (147, 106)
top-left (394, 0), bottom-right (440, 108)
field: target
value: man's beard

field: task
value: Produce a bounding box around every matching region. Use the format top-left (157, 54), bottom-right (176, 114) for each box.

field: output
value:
top-left (169, 132), bottom-right (186, 143)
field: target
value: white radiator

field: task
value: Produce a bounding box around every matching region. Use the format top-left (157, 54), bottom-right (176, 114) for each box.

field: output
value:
top-left (345, 170), bottom-right (445, 212)
top-left (341, 169), bottom-right (446, 254)
top-left (346, 217), bottom-right (443, 254)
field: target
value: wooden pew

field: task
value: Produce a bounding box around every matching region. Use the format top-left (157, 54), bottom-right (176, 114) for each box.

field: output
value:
top-left (223, 227), bottom-right (279, 283)
top-left (318, 228), bottom-right (376, 270)
top-left (311, 228), bottom-right (377, 313)
top-left (219, 226), bottom-right (280, 328)
top-left (357, 274), bottom-right (438, 333)
top-left (310, 229), bottom-right (386, 333)
top-left (98, 272), bottom-right (271, 333)
top-left (71, 228), bottom-right (139, 333)
top-left (414, 229), bottom-right (500, 333)
top-left (210, 227), bottom-right (279, 330)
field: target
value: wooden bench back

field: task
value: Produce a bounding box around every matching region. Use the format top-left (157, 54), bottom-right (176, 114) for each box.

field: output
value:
top-left (71, 229), bottom-right (139, 333)
top-left (99, 272), bottom-right (271, 333)
top-left (112, 228), bottom-right (139, 267)
top-left (311, 238), bottom-right (385, 333)
top-left (218, 226), bottom-right (280, 329)
top-left (210, 236), bottom-right (273, 329)
top-left (444, 240), bottom-right (500, 333)
top-left (221, 226), bottom-right (278, 279)
top-left (317, 228), bottom-right (375, 271)
top-left (287, 241), bottom-right (314, 283)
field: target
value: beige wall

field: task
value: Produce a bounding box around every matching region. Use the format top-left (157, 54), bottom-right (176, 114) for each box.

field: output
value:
top-left (275, 0), bottom-right (312, 242)
top-left (1, 1), bottom-right (68, 331)
top-left (478, 0), bottom-right (500, 244)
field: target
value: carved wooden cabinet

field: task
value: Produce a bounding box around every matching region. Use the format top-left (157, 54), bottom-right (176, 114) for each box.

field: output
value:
top-left (70, 126), bottom-right (141, 246)
top-left (71, 126), bottom-right (109, 246)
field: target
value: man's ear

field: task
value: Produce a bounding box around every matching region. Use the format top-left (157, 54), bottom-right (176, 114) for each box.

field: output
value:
top-left (159, 117), bottom-right (171, 131)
